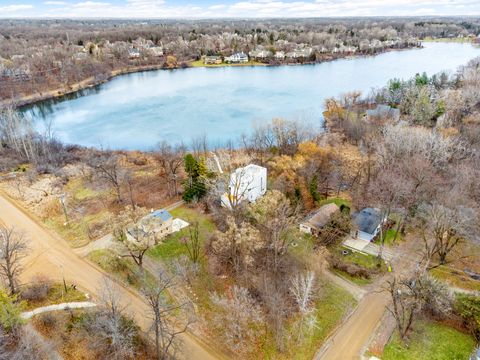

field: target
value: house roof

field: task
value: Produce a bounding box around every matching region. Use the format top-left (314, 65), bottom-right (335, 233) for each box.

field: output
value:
top-left (303, 203), bottom-right (340, 230)
top-left (352, 208), bottom-right (382, 235)
top-left (147, 209), bottom-right (172, 222)
top-left (366, 105), bottom-right (400, 121)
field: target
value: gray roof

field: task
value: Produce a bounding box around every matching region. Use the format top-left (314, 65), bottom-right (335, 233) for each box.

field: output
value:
top-left (352, 208), bottom-right (382, 235)
top-left (366, 105), bottom-right (400, 121)
top-left (148, 209), bottom-right (172, 222)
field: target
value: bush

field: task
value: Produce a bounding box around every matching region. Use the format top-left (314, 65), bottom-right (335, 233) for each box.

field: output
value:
top-left (0, 291), bottom-right (24, 333)
top-left (39, 313), bottom-right (57, 329)
top-left (21, 275), bottom-right (52, 302)
top-left (330, 256), bottom-right (371, 279)
top-left (455, 294), bottom-right (480, 341)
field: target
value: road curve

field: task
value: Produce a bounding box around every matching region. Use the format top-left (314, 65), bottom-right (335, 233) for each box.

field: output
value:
top-left (0, 191), bottom-right (224, 360)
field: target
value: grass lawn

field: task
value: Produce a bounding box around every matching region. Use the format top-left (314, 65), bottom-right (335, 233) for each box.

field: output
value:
top-left (190, 59), bottom-right (267, 67)
top-left (23, 283), bottom-right (88, 311)
top-left (147, 206), bottom-right (216, 260)
top-left (64, 177), bottom-right (98, 201)
top-left (380, 228), bottom-right (402, 246)
top-left (262, 281), bottom-right (357, 359)
top-left (147, 206), bottom-right (222, 309)
top-left (88, 249), bottom-right (155, 290)
top-left (430, 266), bottom-right (480, 292)
top-left (332, 268), bottom-right (372, 285)
top-left (422, 37), bottom-right (474, 43)
top-left (334, 245), bottom-right (385, 271)
top-left (341, 249), bottom-right (384, 270)
top-left (330, 247), bottom-right (386, 285)
top-left (383, 321), bottom-right (476, 360)
top-left (318, 197), bottom-right (350, 211)
top-left (45, 211), bottom-right (109, 248)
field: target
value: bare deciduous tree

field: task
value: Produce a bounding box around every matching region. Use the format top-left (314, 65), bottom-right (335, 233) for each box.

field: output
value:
top-left (0, 226), bottom-right (27, 295)
top-left (155, 141), bottom-right (185, 197)
top-left (209, 216), bottom-right (262, 274)
top-left (89, 152), bottom-right (126, 203)
top-left (386, 273), bottom-right (452, 341)
top-left (418, 201), bottom-right (478, 267)
top-left (111, 206), bottom-right (157, 269)
top-left (386, 276), bottom-right (421, 341)
top-left (290, 271), bottom-right (317, 341)
top-left (210, 286), bottom-right (264, 353)
top-left (141, 270), bottom-right (193, 360)
top-left (181, 222), bottom-right (201, 264)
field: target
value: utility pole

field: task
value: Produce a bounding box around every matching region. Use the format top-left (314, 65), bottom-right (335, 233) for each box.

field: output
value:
top-left (60, 193), bottom-right (69, 225)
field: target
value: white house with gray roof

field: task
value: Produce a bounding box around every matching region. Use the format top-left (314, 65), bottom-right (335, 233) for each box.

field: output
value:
top-left (351, 208), bottom-right (386, 242)
top-left (225, 52), bottom-right (248, 63)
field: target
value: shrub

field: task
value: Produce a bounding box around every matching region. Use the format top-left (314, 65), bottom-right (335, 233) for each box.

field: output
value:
top-left (330, 256), bottom-right (371, 279)
top-left (21, 275), bottom-right (52, 302)
top-left (0, 290), bottom-right (24, 333)
top-left (39, 313), bottom-right (57, 329)
top-left (455, 294), bottom-right (480, 341)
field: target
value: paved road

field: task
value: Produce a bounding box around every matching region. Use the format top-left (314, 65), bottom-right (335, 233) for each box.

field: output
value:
top-left (21, 301), bottom-right (97, 319)
top-left (0, 191), bottom-right (224, 360)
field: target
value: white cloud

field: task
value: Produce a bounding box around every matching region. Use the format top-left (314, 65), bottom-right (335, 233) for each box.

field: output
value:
top-left (0, 4), bottom-right (33, 12)
top-left (73, 1), bottom-right (110, 8)
top-left (6, 0), bottom-right (480, 18)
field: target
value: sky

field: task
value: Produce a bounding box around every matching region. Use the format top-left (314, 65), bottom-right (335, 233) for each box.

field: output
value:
top-left (1, 0), bottom-right (480, 18)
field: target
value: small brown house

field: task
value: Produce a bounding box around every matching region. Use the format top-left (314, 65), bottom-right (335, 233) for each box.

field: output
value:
top-left (299, 203), bottom-right (340, 236)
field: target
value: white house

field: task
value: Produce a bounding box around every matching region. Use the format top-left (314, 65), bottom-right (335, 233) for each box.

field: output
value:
top-left (351, 208), bottom-right (386, 242)
top-left (225, 52), bottom-right (248, 63)
top-left (221, 164), bottom-right (267, 208)
top-left (128, 47), bottom-right (140, 59)
top-left (274, 51), bottom-right (285, 60)
top-left (249, 49), bottom-right (272, 60)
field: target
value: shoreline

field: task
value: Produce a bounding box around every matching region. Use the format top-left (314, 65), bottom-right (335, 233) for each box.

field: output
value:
top-left (1, 46), bottom-right (421, 109)
top-left (0, 63), bottom-right (168, 108)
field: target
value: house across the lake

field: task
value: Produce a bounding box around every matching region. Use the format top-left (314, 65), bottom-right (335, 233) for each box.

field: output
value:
top-left (225, 52), bottom-right (248, 63)
top-left (351, 207), bottom-right (385, 242)
top-left (204, 55), bottom-right (222, 64)
top-left (275, 51), bottom-right (285, 60)
top-left (249, 49), bottom-right (272, 60)
top-left (299, 203), bottom-right (340, 236)
top-left (128, 47), bottom-right (140, 59)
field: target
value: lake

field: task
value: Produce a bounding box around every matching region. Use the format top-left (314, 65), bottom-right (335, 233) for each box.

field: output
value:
top-left (24, 42), bottom-right (480, 150)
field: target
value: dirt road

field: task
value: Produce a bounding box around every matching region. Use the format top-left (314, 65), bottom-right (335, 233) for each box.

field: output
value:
top-left (0, 191), bottom-right (224, 360)
top-left (316, 239), bottom-right (421, 360)
top-left (315, 291), bottom-right (389, 360)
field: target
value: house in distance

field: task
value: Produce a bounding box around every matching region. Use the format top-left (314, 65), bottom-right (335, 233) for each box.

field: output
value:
top-left (225, 52), bottom-right (249, 63)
